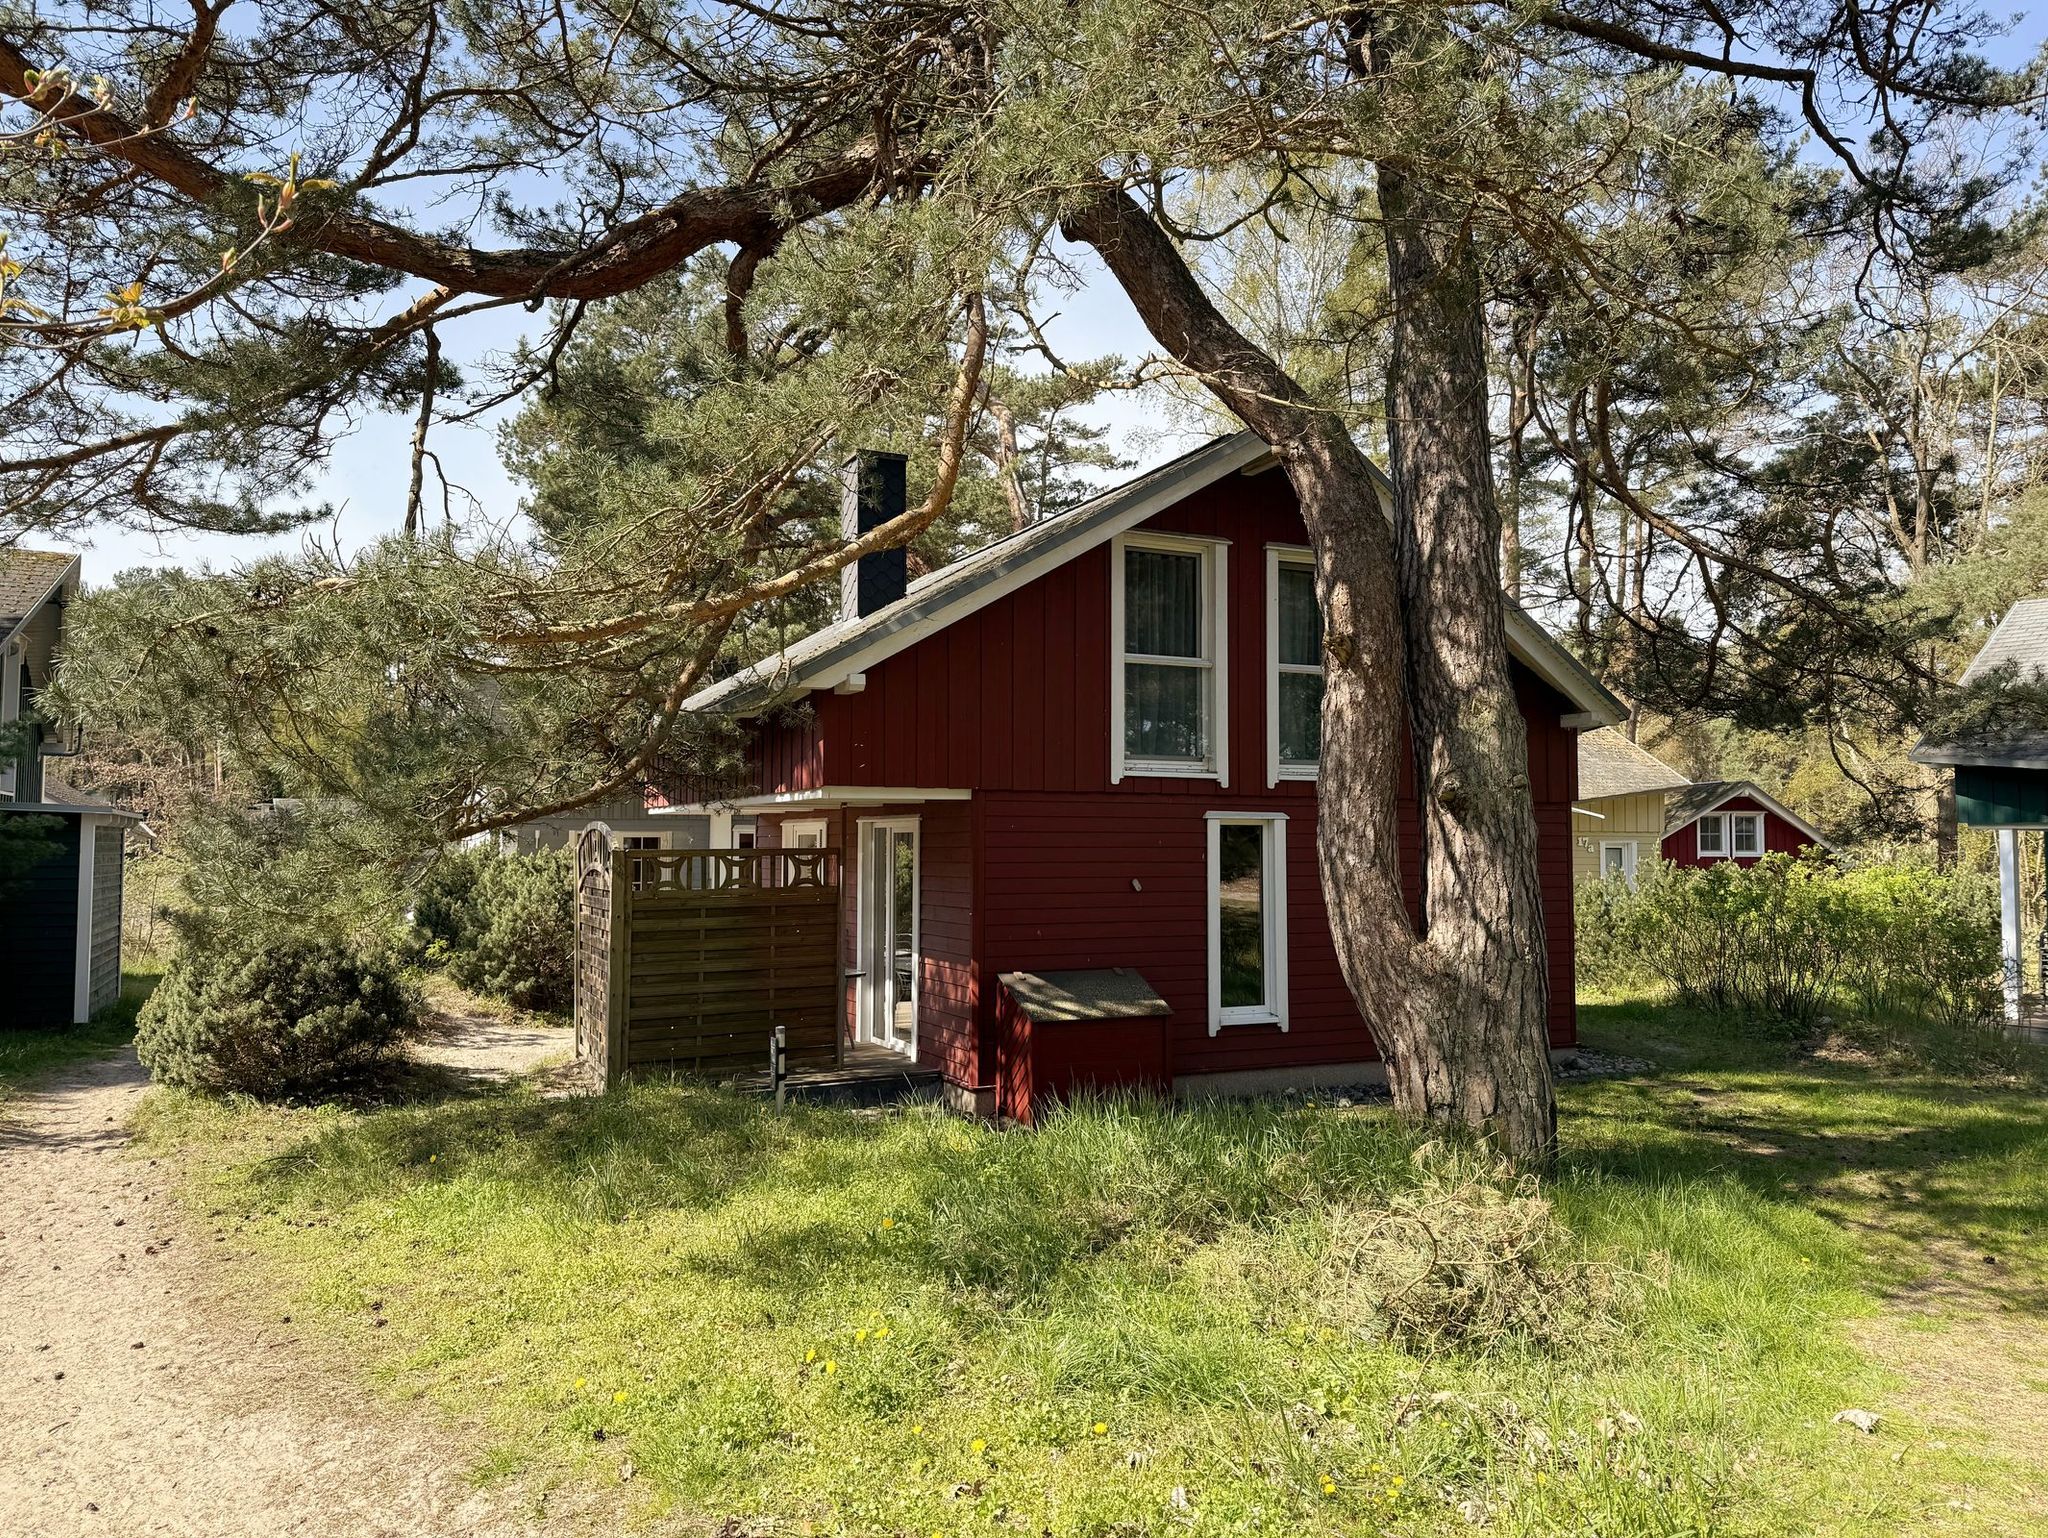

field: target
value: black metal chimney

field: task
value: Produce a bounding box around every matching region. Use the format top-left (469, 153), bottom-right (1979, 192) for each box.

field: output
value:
top-left (840, 449), bottom-right (910, 620)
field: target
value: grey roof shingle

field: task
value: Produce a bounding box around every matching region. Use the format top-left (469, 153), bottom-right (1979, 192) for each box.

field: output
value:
top-left (1913, 597), bottom-right (2048, 769)
top-left (0, 548), bottom-right (77, 630)
top-left (1576, 728), bottom-right (1689, 801)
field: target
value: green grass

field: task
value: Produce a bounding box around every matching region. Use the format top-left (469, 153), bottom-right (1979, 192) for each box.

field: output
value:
top-left (132, 997), bottom-right (2048, 1537)
top-left (0, 962), bottom-right (159, 1110)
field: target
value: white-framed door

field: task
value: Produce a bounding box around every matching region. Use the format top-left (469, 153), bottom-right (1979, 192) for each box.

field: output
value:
top-left (854, 817), bottom-right (920, 1057)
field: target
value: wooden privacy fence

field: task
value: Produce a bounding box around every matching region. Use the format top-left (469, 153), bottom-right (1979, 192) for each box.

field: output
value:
top-left (576, 826), bottom-right (844, 1088)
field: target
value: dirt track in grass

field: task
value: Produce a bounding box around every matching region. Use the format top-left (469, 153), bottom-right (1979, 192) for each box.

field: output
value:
top-left (0, 1025), bottom-right (579, 1538)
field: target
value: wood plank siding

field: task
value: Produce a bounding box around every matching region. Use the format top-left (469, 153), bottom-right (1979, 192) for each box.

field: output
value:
top-left (0, 814), bottom-right (81, 1028)
top-left (1571, 791), bottom-right (1668, 883)
top-left (734, 463), bottom-right (1586, 1100)
top-left (88, 823), bottom-right (122, 1015)
top-left (1660, 795), bottom-right (1817, 867)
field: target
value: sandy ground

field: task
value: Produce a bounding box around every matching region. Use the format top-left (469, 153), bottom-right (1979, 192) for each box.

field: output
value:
top-left (0, 1022), bottom-right (578, 1538)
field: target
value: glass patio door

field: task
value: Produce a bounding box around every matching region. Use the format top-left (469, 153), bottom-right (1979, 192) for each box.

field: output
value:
top-left (858, 820), bottom-right (919, 1056)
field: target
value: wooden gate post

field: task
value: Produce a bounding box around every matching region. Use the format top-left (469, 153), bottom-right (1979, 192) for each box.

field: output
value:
top-left (606, 845), bottom-right (630, 1089)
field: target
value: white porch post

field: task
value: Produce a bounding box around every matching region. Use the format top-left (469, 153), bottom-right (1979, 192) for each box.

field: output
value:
top-left (73, 816), bottom-right (97, 1024)
top-left (1999, 826), bottom-right (2024, 1023)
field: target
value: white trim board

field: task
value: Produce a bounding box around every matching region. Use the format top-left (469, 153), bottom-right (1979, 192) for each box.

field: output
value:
top-left (1264, 545), bottom-right (1322, 787)
top-left (653, 786), bottom-right (972, 813)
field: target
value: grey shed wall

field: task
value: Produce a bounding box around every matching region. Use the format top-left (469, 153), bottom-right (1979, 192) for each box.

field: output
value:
top-left (89, 824), bottom-right (122, 1015)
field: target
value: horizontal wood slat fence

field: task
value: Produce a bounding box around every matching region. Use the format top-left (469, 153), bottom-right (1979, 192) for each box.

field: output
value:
top-left (576, 826), bottom-right (844, 1089)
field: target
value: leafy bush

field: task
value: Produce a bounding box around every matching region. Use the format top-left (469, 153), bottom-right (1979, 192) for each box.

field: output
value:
top-left (443, 848), bottom-right (574, 1012)
top-left (1577, 852), bottom-right (1999, 1027)
top-left (137, 933), bottom-right (421, 1096)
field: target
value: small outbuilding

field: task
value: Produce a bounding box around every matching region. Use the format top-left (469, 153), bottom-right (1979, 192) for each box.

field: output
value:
top-left (1572, 727), bottom-right (1691, 884)
top-left (3, 548), bottom-right (141, 1028)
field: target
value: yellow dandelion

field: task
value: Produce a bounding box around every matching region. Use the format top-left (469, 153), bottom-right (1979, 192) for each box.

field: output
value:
top-left (882, 1217), bottom-right (897, 1229)
top-left (1391, 1475), bottom-right (1405, 1487)
top-left (573, 1377), bottom-right (587, 1391)
top-left (825, 1360), bottom-right (838, 1374)
top-left (1091, 1422), bottom-right (1107, 1437)
top-left (805, 1348), bottom-right (817, 1363)
top-left (970, 1438), bottom-right (987, 1455)
top-left (911, 1424), bottom-right (924, 1437)
top-left (856, 1328), bottom-right (869, 1342)
top-left (1535, 1471), bottom-right (1549, 1486)
top-left (613, 1390), bottom-right (628, 1405)
top-left (875, 1326), bottom-right (891, 1339)
top-left (1321, 1481), bottom-right (1336, 1496)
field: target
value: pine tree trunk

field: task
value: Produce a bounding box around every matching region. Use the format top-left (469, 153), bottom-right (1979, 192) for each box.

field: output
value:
top-left (1064, 187), bottom-right (1558, 1163)
top-left (1375, 156), bottom-right (1558, 1158)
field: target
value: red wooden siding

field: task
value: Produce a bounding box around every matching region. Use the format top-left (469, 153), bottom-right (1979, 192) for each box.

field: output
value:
top-left (1660, 795), bottom-right (1816, 868)
top-left (735, 460), bottom-right (1586, 1099)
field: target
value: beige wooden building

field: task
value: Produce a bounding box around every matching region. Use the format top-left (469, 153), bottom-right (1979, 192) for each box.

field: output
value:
top-left (1573, 728), bottom-right (1690, 884)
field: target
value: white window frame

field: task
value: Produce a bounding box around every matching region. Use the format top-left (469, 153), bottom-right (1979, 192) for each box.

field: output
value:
top-left (782, 817), bottom-right (829, 849)
top-left (1600, 840), bottom-right (1638, 885)
top-left (1110, 532), bottom-right (1229, 785)
top-left (620, 833), bottom-right (668, 851)
top-left (1265, 545), bottom-right (1322, 786)
top-left (1695, 814), bottom-right (1727, 858)
top-left (1205, 811), bottom-right (1288, 1034)
top-left (1729, 811), bottom-right (1763, 857)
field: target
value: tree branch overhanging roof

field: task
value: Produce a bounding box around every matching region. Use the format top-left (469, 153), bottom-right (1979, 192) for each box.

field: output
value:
top-left (682, 432), bottom-right (1625, 727)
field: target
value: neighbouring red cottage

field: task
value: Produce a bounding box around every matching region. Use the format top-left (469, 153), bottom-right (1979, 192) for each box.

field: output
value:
top-left (663, 433), bottom-right (1623, 1120)
top-left (1658, 781), bottom-right (1831, 868)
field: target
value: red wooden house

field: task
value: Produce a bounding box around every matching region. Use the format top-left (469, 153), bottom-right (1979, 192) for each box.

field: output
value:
top-left (665, 434), bottom-right (1623, 1119)
top-left (1658, 781), bottom-right (1830, 867)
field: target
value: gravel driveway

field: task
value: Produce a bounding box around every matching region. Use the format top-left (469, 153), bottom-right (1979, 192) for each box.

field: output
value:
top-left (0, 1026), bottom-right (575, 1538)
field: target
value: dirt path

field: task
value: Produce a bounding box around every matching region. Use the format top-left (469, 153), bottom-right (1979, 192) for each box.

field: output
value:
top-left (0, 1024), bottom-right (576, 1538)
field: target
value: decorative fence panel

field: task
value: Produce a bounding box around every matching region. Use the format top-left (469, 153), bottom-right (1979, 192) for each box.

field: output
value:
top-left (577, 836), bottom-right (843, 1088)
top-left (573, 824), bottom-right (623, 1083)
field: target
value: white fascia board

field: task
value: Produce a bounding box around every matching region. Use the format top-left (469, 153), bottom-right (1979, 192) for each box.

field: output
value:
top-left (655, 786), bottom-right (972, 812)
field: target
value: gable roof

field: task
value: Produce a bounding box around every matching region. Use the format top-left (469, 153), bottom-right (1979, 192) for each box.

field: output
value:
top-left (1661, 779), bottom-right (1831, 848)
top-left (683, 432), bottom-right (1623, 725)
top-left (1577, 727), bottom-right (1689, 801)
top-left (0, 548), bottom-right (79, 641)
top-left (1912, 597), bottom-right (2048, 770)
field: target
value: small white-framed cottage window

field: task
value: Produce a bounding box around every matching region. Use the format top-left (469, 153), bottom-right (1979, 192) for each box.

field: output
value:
top-left (1206, 812), bottom-right (1288, 1033)
top-left (1266, 547), bottom-right (1324, 784)
top-left (1600, 840), bottom-right (1638, 884)
top-left (1695, 814), bottom-right (1727, 858)
top-left (1729, 812), bottom-right (1762, 856)
top-left (620, 834), bottom-right (667, 851)
top-left (783, 818), bottom-right (829, 849)
top-left (1111, 533), bottom-right (1228, 783)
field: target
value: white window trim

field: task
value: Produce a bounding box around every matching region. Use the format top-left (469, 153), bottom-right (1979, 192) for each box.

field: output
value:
top-left (1729, 811), bottom-right (1763, 857)
top-left (1110, 532), bottom-right (1230, 786)
top-left (1265, 544), bottom-right (1321, 786)
top-left (783, 817), bottom-right (829, 849)
top-left (1696, 811), bottom-right (1765, 860)
top-left (1600, 840), bottom-right (1638, 885)
top-left (1205, 811), bottom-right (1288, 1035)
top-left (1695, 814), bottom-right (1727, 858)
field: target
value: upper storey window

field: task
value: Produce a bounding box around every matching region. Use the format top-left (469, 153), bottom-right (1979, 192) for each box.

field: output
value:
top-left (1112, 534), bottom-right (1228, 782)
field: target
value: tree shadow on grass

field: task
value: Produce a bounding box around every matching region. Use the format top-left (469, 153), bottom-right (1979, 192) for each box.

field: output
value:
top-left (1568, 999), bottom-right (2048, 1311)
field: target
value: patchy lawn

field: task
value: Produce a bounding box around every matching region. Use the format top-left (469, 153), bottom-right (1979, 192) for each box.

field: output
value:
top-left (131, 997), bottom-right (2048, 1538)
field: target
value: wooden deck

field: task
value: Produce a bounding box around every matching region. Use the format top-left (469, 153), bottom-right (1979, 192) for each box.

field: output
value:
top-left (728, 1040), bottom-right (943, 1106)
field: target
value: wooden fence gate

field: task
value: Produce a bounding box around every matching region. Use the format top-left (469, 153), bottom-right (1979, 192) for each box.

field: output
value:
top-left (576, 827), bottom-right (844, 1088)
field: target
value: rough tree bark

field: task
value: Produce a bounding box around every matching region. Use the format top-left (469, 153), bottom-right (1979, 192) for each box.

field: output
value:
top-left (1063, 187), bottom-right (1558, 1161)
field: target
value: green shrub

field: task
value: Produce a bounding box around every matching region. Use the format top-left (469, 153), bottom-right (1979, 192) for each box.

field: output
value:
top-left (137, 933), bottom-right (421, 1096)
top-left (1575, 852), bottom-right (1999, 1027)
top-left (444, 848), bottom-right (574, 1012)
top-left (411, 845), bottom-right (490, 958)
